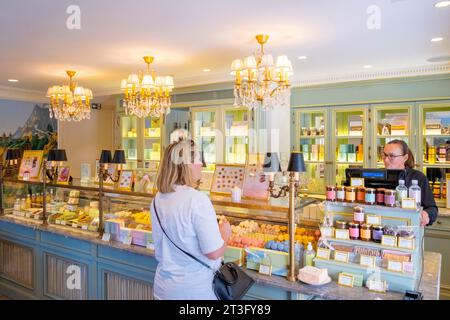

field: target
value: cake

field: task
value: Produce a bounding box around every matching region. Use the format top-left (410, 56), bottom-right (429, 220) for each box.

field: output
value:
top-left (298, 266), bottom-right (329, 284)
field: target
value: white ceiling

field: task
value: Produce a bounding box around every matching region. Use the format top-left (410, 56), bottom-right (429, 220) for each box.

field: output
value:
top-left (0, 0), bottom-right (449, 99)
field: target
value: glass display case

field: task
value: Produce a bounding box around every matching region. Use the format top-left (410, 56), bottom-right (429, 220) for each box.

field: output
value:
top-left (225, 108), bottom-right (249, 165)
top-left (192, 108), bottom-right (218, 172)
top-left (419, 102), bottom-right (450, 207)
top-left (121, 115), bottom-right (139, 170)
top-left (372, 105), bottom-right (412, 167)
top-left (333, 108), bottom-right (368, 185)
top-left (143, 117), bottom-right (161, 162)
top-left (2, 179), bottom-right (44, 221)
top-left (295, 109), bottom-right (327, 194)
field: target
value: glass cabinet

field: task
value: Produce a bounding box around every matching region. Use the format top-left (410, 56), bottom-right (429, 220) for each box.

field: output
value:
top-left (419, 102), bottom-right (450, 207)
top-left (372, 104), bottom-right (412, 167)
top-left (192, 108), bottom-right (218, 172)
top-left (120, 115), bottom-right (139, 170)
top-left (143, 117), bottom-right (161, 162)
top-left (225, 108), bottom-right (249, 165)
top-left (295, 109), bottom-right (327, 194)
top-left (333, 107), bottom-right (368, 185)
top-left (2, 179), bottom-right (44, 221)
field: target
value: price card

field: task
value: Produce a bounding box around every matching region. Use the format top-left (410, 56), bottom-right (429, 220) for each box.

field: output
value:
top-left (334, 250), bottom-right (350, 263)
top-left (360, 255), bottom-right (376, 268)
top-left (258, 264), bottom-right (272, 276)
top-left (387, 260), bottom-right (403, 273)
top-left (101, 233), bottom-right (111, 242)
top-left (398, 237), bottom-right (415, 250)
top-left (350, 178), bottom-right (365, 187)
top-left (335, 229), bottom-right (349, 240)
top-left (55, 219), bottom-right (61, 225)
top-left (367, 279), bottom-right (387, 293)
top-left (316, 248), bottom-right (331, 260)
top-left (338, 273), bottom-right (354, 287)
top-left (18, 212), bottom-right (25, 217)
top-left (146, 241), bottom-right (155, 250)
top-left (81, 225), bottom-right (89, 231)
top-left (34, 215), bottom-right (41, 220)
top-left (25, 212), bottom-right (32, 218)
top-left (72, 223), bottom-right (78, 228)
top-left (401, 198), bottom-right (417, 209)
top-left (381, 235), bottom-right (397, 247)
top-left (122, 235), bottom-right (132, 246)
top-left (366, 215), bottom-right (382, 225)
top-left (60, 220), bottom-right (66, 226)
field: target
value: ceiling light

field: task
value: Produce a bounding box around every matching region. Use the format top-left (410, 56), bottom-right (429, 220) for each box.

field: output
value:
top-left (435, 1), bottom-right (450, 8)
top-left (120, 56), bottom-right (174, 118)
top-left (46, 70), bottom-right (93, 122)
top-left (202, 69), bottom-right (211, 72)
top-left (231, 34), bottom-right (293, 110)
top-left (363, 65), bottom-right (373, 69)
top-left (297, 56), bottom-right (307, 60)
top-left (8, 79), bottom-right (19, 82)
top-left (431, 37), bottom-right (443, 42)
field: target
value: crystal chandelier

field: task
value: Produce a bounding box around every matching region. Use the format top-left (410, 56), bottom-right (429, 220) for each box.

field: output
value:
top-left (46, 70), bottom-right (93, 121)
top-left (120, 56), bottom-right (175, 118)
top-left (231, 34), bottom-right (293, 110)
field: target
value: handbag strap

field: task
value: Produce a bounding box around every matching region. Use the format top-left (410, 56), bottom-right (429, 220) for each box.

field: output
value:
top-left (152, 200), bottom-right (213, 271)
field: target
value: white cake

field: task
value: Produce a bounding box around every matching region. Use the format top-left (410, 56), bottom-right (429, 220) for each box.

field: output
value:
top-left (298, 266), bottom-right (329, 284)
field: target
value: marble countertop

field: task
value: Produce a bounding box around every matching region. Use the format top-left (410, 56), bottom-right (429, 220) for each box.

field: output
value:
top-left (0, 215), bottom-right (442, 300)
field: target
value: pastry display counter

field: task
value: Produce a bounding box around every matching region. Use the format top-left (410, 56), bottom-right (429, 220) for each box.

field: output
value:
top-left (0, 178), bottom-right (442, 300)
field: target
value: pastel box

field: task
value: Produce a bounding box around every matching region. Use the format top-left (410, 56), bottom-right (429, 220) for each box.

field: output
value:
top-left (131, 229), bottom-right (153, 247)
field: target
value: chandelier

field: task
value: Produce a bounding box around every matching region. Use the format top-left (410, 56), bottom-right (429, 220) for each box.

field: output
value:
top-left (231, 34), bottom-right (293, 110)
top-left (46, 70), bottom-right (93, 122)
top-left (120, 56), bottom-right (174, 118)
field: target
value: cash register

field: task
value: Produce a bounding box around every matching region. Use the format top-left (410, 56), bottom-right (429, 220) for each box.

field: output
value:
top-left (344, 168), bottom-right (402, 189)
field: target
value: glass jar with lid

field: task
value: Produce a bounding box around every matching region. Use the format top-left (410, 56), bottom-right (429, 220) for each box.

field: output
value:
top-left (356, 187), bottom-right (366, 203)
top-left (326, 185), bottom-right (337, 202)
top-left (345, 186), bottom-right (357, 203)
top-left (348, 222), bottom-right (360, 240)
top-left (365, 188), bottom-right (376, 205)
top-left (384, 189), bottom-right (396, 207)
top-left (353, 206), bottom-right (365, 223)
top-left (376, 188), bottom-right (385, 205)
top-left (360, 223), bottom-right (372, 241)
top-left (372, 225), bottom-right (384, 243)
top-left (335, 220), bottom-right (348, 230)
top-left (336, 186), bottom-right (346, 202)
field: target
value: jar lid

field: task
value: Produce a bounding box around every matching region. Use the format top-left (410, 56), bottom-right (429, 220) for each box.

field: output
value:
top-left (376, 188), bottom-right (385, 192)
top-left (326, 185), bottom-right (336, 190)
top-left (336, 186), bottom-right (345, 190)
top-left (335, 220), bottom-right (348, 228)
top-left (365, 188), bottom-right (376, 192)
top-left (354, 206), bottom-right (364, 212)
top-left (361, 223), bottom-right (372, 229)
top-left (372, 225), bottom-right (383, 230)
top-left (348, 222), bottom-right (360, 228)
top-left (357, 186), bottom-right (366, 191)
top-left (345, 186), bottom-right (356, 191)
top-left (384, 189), bottom-right (395, 195)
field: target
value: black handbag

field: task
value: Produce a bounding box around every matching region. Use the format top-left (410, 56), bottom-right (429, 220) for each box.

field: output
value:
top-left (153, 200), bottom-right (254, 300)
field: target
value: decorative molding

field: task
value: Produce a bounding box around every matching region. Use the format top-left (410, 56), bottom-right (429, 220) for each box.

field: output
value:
top-left (0, 85), bottom-right (46, 103)
top-left (293, 64), bottom-right (450, 88)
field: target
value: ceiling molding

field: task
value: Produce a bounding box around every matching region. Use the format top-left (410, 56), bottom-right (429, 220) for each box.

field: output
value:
top-left (0, 85), bottom-right (46, 103)
top-left (294, 64), bottom-right (450, 88)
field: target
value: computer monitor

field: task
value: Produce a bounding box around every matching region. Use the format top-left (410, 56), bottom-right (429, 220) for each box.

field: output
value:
top-left (344, 168), bottom-right (403, 189)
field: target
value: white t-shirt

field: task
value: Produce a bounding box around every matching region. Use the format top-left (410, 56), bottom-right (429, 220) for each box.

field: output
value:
top-left (150, 185), bottom-right (224, 300)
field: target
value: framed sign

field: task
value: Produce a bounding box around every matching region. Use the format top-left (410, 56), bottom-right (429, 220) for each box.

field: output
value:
top-left (210, 164), bottom-right (245, 196)
top-left (18, 150), bottom-right (44, 180)
top-left (199, 170), bottom-right (214, 191)
top-left (118, 170), bottom-right (133, 191)
top-left (338, 273), bottom-right (354, 287)
top-left (242, 159), bottom-right (270, 201)
top-left (57, 166), bottom-right (71, 184)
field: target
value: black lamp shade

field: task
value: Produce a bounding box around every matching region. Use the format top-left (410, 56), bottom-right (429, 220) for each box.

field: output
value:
top-left (99, 150), bottom-right (112, 164)
top-left (287, 152), bottom-right (306, 172)
top-left (13, 149), bottom-right (21, 159)
top-left (47, 149), bottom-right (67, 162)
top-left (263, 152), bottom-right (282, 172)
top-left (5, 149), bottom-right (17, 160)
top-left (112, 150), bottom-right (126, 164)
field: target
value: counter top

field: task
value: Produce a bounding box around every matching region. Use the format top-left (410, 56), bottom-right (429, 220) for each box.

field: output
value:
top-left (437, 208), bottom-right (450, 217)
top-left (0, 215), bottom-right (441, 300)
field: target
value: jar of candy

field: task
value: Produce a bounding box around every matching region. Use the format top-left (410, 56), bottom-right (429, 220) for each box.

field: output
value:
top-left (348, 222), bottom-right (360, 240)
top-left (336, 186), bottom-right (346, 202)
top-left (384, 189), bottom-right (396, 207)
top-left (326, 185), bottom-right (337, 202)
top-left (372, 225), bottom-right (384, 243)
top-left (356, 187), bottom-right (366, 203)
top-left (335, 220), bottom-right (348, 230)
top-left (353, 206), bottom-right (365, 223)
top-left (345, 186), bottom-right (357, 203)
top-left (365, 188), bottom-right (376, 205)
top-left (360, 223), bottom-right (372, 241)
top-left (376, 188), bottom-right (385, 205)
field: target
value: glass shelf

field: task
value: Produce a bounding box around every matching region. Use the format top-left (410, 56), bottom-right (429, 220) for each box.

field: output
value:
top-left (225, 109), bottom-right (248, 165)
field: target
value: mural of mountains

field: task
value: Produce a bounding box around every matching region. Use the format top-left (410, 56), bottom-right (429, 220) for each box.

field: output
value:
top-left (13, 104), bottom-right (57, 139)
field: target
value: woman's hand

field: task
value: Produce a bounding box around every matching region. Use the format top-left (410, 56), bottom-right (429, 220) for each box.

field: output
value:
top-left (219, 220), bottom-right (231, 243)
top-left (420, 210), bottom-right (430, 226)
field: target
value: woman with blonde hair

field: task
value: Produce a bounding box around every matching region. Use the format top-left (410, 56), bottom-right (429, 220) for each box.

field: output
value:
top-left (151, 140), bottom-right (231, 300)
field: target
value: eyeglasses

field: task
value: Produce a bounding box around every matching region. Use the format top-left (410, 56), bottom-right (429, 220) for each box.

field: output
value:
top-left (381, 152), bottom-right (405, 160)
